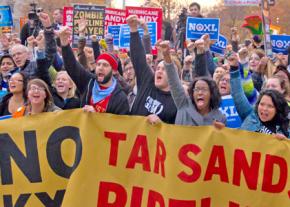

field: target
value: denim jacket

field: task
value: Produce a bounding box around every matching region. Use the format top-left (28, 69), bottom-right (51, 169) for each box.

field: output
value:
top-left (230, 67), bottom-right (290, 138)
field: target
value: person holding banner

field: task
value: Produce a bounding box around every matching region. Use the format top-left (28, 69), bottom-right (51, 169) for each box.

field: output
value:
top-left (158, 40), bottom-right (226, 126)
top-left (127, 15), bottom-right (177, 124)
top-left (13, 79), bottom-right (61, 117)
top-left (228, 53), bottom-right (289, 138)
top-left (58, 27), bottom-right (129, 115)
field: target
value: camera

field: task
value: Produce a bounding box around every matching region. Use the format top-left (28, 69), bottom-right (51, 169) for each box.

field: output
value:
top-left (27, 2), bottom-right (43, 37)
top-left (177, 8), bottom-right (188, 30)
top-left (28, 3), bottom-right (43, 20)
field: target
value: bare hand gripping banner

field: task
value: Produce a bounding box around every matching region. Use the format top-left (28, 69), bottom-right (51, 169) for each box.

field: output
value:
top-left (0, 110), bottom-right (289, 206)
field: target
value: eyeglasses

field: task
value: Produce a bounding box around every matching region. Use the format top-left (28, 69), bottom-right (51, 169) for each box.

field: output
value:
top-left (220, 78), bottom-right (230, 83)
top-left (193, 87), bottom-right (209, 93)
top-left (8, 79), bottom-right (23, 83)
top-left (29, 86), bottom-right (45, 92)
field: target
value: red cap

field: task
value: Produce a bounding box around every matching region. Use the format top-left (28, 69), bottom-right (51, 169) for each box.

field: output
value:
top-left (96, 53), bottom-right (118, 71)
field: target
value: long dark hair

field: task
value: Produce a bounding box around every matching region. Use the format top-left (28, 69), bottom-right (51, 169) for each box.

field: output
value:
top-left (9, 72), bottom-right (28, 101)
top-left (189, 76), bottom-right (221, 110)
top-left (255, 89), bottom-right (289, 137)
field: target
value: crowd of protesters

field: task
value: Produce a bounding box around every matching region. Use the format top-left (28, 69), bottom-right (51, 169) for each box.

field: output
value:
top-left (0, 2), bottom-right (289, 139)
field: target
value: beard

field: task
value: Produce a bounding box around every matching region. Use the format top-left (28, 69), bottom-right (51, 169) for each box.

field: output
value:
top-left (97, 70), bottom-right (113, 85)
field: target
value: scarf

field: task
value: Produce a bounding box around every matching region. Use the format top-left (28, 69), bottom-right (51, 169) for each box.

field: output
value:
top-left (92, 78), bottom-right (116, 104)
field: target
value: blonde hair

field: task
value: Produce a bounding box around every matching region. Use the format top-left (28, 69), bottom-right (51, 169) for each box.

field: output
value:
top-left (55, 71), bottom-right (77, 98)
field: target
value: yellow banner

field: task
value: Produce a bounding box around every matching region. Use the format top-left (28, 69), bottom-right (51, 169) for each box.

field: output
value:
top-left (0, 110), bottom-right (289, 207)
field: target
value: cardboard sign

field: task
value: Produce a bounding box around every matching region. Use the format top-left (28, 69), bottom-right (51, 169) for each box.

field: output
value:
top-left (210, 34), bottom-right (228, 55)
top-left (119, 22), bottom-right (157, 48)
top-left (186, 17), bottom-right (220, 40)
top-left (271, 35), bottom-right (290, 55)
top-left (0, 6), bottom-right (13, 27)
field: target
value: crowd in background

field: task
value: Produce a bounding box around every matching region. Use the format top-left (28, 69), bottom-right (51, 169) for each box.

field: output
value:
top-left (0, 2), bottom-right (289, 139)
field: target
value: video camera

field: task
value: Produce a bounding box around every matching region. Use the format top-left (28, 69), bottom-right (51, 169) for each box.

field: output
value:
top-left (28, 3), bottom-right (43, 21)
top-left (177, 8), bottom-right (188, 30)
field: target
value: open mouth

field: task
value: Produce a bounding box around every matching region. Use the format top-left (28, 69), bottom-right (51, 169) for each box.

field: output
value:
top-left (260, 111), bottom-right (269, 119)
top-left (9, 85), bottom-right (16, 90)
top-left (196, 97), bottom-right (205, 105)
top-left (56, 84), bottom-right (65, 90)
top-left (156, 75), bottom-right (162, 81)
top-left (97, 73), bottom-right (105, 79)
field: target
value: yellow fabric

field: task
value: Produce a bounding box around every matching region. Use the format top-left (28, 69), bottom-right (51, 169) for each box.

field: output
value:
top-left (0, 109), bottom-right (289, 207)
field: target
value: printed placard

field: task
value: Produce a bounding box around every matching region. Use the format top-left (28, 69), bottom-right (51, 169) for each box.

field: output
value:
top-left (271, 35), bottom-right (290, 55)
top-left (0, 6), bottom-right (13, 27)
top-left (210, 34), bottom-right (228, 55)
top-left (186, 17), bottom-right (220, 40)
top-left (119, 22), bottom-right (157, 48)
top-left (73, 5), bottom-right (105, 47)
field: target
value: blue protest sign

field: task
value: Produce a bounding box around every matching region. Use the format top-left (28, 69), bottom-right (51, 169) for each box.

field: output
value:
top-left (219, 95), bottom-right (242, 128)
top-left (119, 22), bottom-right (157, 48)
top-left (108, 25), bottom-right (121, 47)
top-left (0, 6), bottom-right (13, 27)
top-left (0, 114), bottom-right (12, 121)
top-left (186, 17), bottom-right (220, 40)
top-left (271, 35), bottom-right (290, 55)
top-left (210, 35), bottom-right (228, 55)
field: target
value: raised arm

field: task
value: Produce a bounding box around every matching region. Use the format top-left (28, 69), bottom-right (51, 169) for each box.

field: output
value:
top-left (58, 27), bottom-right (94, 94)
top-left (127, 15), bottom-right (153, 88)
top-left (139, 19), bottom-right (152, 54)
top-left (158, 41), bottom-right (188, 109)
top-left (194, 35), bottom-right (210, 77)
top-left (228, 54), bottom-right (253, 120)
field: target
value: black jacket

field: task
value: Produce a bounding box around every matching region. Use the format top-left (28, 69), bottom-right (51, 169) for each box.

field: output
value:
top-left (129, 32), bottom-right (177, 124)
top-left (61, 45), bottom-right (129, 115)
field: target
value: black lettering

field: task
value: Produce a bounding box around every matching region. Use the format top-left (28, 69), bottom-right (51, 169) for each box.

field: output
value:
top-left (0, 132), bottom-right (41, 185)
top-left (35, 190), bottom-right (65, 207)
top-left (3, 194), bottom-right (30, 207)
top-left (47, 126), bottom-right (82, 178)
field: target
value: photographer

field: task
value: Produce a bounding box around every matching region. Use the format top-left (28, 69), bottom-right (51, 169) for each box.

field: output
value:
top-left (20, 3), bottom-right (43, 45)
top-left (176, 2), bottom-right (203, 61)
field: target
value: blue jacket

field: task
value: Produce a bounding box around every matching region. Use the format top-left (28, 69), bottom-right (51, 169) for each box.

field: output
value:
top-left (230, 68), bottom-right (290, 138)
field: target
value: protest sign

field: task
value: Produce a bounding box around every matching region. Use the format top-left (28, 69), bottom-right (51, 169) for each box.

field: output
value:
top-left (105, 8), bottom-right (126, 33)
top-left (186, 17), bottom-right (220, 40)
top-left (63, 7), bottom-right (74, 28)
top-left (108, 25), bottom-right (121, 47)
top-left (0, 110), bottom-right (289, 206)
top-left (126, 6), bottom-right (162, 54)
top-left (219, 95), bottom-right (242, 128)
top-left (73, 5), bottom-right (105, 47)
top-left (271, 35), bottom-right (290, 55)
top-left (0, 6), bottom-right (13, 27)
top-left (119, 22), bottom-right (157, 48)
top-left (210, 34), bottom-right (228, 55)
top-left (224, 0), bottom-right (260, 6)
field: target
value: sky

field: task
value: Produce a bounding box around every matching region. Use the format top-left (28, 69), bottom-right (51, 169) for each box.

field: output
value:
top-left (112, 0), bottom-right (220, 9)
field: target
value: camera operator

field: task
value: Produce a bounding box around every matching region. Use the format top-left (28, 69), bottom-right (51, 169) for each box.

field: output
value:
top-left (20, 3), bottom-right (43, 45)
top-left (175, 2), bottom-right (203, 62)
